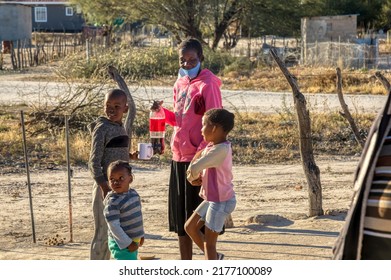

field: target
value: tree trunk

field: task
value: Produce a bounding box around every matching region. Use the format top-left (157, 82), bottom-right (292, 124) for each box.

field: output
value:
top-left (212, 24), bottom-right (228, 51)
top-left (211, 0), bottom-right (241, 51)
top-left (336, 67), bottom-right (365, 148)
top-left (107, 66), bottom-right (136, 148)
top-left (184, 24), bottom-right (203, 43)
top-left (270, 48), bottom-right (323, 216)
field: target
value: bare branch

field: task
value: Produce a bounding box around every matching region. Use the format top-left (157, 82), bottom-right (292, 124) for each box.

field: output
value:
top-left (108, 66), bottom-right (136, 147)
top-left (336, 67), bottom-right (365, 148)
top-left (270, 48), bottom-right (322, 217)
top-left (375, 71), bottom-right (391, 94)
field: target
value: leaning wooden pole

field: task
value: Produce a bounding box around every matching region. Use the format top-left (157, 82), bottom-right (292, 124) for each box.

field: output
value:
top-left (20, 110), bottom-right (37, 243)
top-left (108, 66), bottom-right (136, 147)
top-left (375, 71), bottom-right (391, 93)
top-left (336, 68), bottom-right (364, 148)
top-left (270, 49), bottom-right (323, 216)
top-left (65, 116), bottom-right (73, 242)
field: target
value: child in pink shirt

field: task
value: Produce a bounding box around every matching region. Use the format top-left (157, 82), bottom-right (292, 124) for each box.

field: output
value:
top-left (185, 108), bottom-right (236, 260)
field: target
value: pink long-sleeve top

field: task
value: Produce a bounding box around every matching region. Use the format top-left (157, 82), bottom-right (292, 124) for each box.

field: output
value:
top-left (187, 141), bottom-right (235, 202)
top-left (163, 68), bottom-right (222, 162)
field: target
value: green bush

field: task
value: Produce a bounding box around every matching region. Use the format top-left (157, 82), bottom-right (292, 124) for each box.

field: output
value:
top-left (222, 56), bottom-right (255, 76)
top-left (60, 46), bottom-right (178, 80)
top-left (203, 49), bottom-right (234, 75)
top-left (117, 47), bottom-right (178, 79)
top-left (60, 45), bottom-right (249, 80)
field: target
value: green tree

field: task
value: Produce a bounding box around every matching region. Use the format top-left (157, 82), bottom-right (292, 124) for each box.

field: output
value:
top-left (71, 0), bottom-right (244, 50)
top-left (72, 0), bottom-right (391, 50)
top-left (70, 0), bottom-right (134, 26)
top-left (379, 0), bottom-right (391, 31)
top-left (131, 0), bottom-right (244, 50)
top-left (241, 0), bottom-right (303, 38)
top-left (70, 0), bottom-right (137, 46)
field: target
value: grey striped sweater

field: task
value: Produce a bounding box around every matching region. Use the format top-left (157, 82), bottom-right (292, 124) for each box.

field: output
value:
top-left (103, 189), bottom-right (144, 249)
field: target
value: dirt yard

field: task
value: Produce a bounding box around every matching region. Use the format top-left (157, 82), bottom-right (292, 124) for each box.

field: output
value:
top-left (0, 63), bottom-right (364, 260)
top-left (0, 155), bottom-right (357, 260)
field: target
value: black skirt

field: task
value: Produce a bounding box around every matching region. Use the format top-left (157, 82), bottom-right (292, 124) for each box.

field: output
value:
top-left (168, 161), bottom-right (203, 236)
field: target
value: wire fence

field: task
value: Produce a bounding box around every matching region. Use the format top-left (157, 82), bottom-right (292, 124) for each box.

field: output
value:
top-left (1, 29), bottom-right (388, 71)
top-left (302, 41), bottom-right (378, 69)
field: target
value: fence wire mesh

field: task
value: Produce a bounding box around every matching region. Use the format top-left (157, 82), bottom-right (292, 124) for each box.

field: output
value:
top-left (302, 41), bottom-right (378, 69)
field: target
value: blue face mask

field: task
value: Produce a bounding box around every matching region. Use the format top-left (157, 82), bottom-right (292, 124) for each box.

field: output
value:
top-left (178, 62), bottom-right (201, 79)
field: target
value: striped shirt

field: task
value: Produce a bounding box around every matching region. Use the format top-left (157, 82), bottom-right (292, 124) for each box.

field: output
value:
top-left (362, 133), bottom-right (391, 258)
top-left (103, 189), bottom-right (144, 250)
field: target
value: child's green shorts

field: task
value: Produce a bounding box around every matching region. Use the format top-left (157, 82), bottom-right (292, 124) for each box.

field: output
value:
top-left (108, 237), bottom-right (138, 260)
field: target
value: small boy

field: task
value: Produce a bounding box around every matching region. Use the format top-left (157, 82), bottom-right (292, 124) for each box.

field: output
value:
top-left (104, 160), bottom-right (144, 260)
top-left (88, 89), bottom-right (130, 260)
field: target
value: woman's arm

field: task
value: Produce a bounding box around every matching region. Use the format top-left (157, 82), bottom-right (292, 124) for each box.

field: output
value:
top-left (163, 107), bottom-right (176, 126)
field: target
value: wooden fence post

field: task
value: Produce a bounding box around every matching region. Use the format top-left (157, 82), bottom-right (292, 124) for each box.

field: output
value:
top-left (336, 67), bottom-right (365, 148)
top-left (20, 110), bottom-right (37, 243)
top-left (270, 48), bottom-right (323, 216)
top-left (65, 116), bottom-right (73, 242)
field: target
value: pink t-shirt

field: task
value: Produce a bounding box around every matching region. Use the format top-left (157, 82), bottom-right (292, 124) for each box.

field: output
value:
top-left (163, 69), bottom-right (222, 162)
top-left (187, 141), bottom-right (235, 202)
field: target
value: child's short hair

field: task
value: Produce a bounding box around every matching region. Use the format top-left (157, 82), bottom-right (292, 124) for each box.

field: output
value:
top-left (108, 160), bottom-right (132, 175)
top-left (204, 108), bottom-right (235, 133)
top-left (178, 37), bottom-right (203, 60)
top-left (106, 89), bottom-right (127, 100)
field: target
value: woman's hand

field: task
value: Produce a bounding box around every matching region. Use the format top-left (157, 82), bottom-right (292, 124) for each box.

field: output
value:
top-left (150, 100), bottom-right (164, 112)
top-left (129, 151), bottom-right (138, 160)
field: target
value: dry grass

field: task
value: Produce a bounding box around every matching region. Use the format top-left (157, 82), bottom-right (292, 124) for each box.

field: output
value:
top-left (1, 41), bottom-right (388, 169)
top-left (0, 103), bottom-right (375, 171)
top-left (222, 66), bottom-right (390, 95)
top-left (229, 111), bottom-right (373, 164)
top-left (0, 107), bottom-right (89, 171)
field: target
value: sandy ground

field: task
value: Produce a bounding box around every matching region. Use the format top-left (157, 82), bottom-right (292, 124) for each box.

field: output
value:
top-left (0, 65), bottom-right (363, 260)
top-left (0, 155), bottom-right (358, 260)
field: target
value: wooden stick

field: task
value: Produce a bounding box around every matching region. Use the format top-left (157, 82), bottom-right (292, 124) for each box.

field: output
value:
top-left (336, 67), bottom-right (364, 148)
top-left (20, 110), bottom-right (36, 243)
top-left (65, 116), bottom-right (73, 242)
top-left (270, 48), bottom-right (323, 216)
top-left (375, 71), bottom-right (391, 93)
top-left (108, 66), bottom-right (136, 147)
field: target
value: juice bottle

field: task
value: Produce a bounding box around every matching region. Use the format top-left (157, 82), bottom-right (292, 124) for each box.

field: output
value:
top-left (149, 108), bottom-right (165, 155)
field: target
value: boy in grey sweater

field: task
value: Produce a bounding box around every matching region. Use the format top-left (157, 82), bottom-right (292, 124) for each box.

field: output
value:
top-left (88, 89), bottom-right (130, 260)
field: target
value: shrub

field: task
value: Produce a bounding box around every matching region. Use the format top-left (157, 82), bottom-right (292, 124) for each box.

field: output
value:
top-left (59, 46), bottom-right (178, 80)
top-left (221, 56), bottom-right (255, 77)
top-left (59, 45), bottom-right (248, 80)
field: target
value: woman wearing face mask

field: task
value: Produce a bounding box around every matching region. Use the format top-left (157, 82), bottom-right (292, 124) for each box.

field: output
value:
top-left (151, 37), bottom-right (222, 260)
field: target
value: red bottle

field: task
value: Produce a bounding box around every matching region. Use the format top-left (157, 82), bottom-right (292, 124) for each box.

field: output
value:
top-left (149, 108), bottom-right (165, 155)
